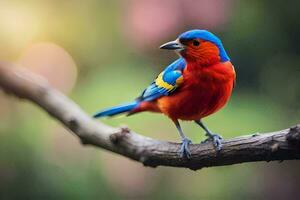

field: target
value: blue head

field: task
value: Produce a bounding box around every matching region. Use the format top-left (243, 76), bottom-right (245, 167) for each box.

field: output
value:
top-left (160, 29), bottom-right (230, 65)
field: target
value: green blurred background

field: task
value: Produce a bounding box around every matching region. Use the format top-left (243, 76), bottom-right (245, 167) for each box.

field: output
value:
top-left (0, 0), bottom-right (299, 199)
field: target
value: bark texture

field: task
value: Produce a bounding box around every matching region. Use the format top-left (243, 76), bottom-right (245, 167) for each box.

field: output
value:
top-left (0, 61), bottom-right (299, 170)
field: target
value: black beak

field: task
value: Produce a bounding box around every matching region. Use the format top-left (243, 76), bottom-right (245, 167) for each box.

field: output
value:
top-left (159, 40), bottom-right (183, 50)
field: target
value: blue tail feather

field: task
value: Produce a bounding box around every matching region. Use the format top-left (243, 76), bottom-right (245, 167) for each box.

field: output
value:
top-left (93, 101), bottom-right (139, 118)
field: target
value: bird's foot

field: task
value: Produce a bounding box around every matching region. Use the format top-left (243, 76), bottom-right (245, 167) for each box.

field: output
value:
top-left (180, 138), bottom-right (192, 158)
top-left (201, 133), bottom-right (223, 151)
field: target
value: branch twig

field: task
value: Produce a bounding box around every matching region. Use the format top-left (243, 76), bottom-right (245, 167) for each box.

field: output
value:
top-left (0, 61), bottom-right (299, 170)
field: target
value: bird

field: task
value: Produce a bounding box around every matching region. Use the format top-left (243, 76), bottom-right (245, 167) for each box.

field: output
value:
top-left (93, 29), bottom-right (236, 158)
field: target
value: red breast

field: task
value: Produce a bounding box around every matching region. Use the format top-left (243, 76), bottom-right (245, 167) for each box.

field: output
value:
top-left (157, 61), bottom-right (235, 121)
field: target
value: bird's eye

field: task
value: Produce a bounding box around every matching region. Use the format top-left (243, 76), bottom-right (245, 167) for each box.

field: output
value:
top-left (192, 40), bottom-right (200, 46)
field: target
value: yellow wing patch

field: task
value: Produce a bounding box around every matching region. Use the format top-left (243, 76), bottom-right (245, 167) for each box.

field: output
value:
top-left (155, 72), bottom-right (175, 91)
top-left (155, 71), bottom-right (183, 92)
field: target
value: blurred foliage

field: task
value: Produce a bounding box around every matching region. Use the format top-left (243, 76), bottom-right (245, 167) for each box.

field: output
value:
top-left (0, 0), bottom-right (299, 199)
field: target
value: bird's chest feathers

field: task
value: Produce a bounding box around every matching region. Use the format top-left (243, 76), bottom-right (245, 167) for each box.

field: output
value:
top-left (182, 62), bottom-right (233, 91)
top-left (158, 62), bottom-right (235, 120)
top-left (165, 62), bottom-right (234, 119)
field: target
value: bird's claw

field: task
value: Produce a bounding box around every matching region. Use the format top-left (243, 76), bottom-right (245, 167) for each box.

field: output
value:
top-left (201, 133), bottom-right (223, 151)
top-left (180, 138), bottom-right (192, 158)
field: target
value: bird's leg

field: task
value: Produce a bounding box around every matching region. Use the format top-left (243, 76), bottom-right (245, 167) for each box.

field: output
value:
top-left (174, 120), bottom-right (192, 158)
top-left (195, 120), bottom-right (222, 151)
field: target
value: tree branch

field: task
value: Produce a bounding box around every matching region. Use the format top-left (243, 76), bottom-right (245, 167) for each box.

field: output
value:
top-left (0, 61), bottom-right (299, 170)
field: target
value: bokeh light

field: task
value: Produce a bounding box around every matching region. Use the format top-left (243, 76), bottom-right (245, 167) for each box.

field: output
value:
top-left (18, 42), bottom-right (78, 94)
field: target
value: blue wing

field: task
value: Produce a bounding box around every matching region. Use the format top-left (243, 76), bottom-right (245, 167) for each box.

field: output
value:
top-left (94, 58), bottom-right (186, 118)
top-left (137, 58), bottom-right (186, 102)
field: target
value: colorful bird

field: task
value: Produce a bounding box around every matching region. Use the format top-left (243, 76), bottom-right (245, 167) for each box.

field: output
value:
top-left (94, 29), bottom-right (236, 158)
